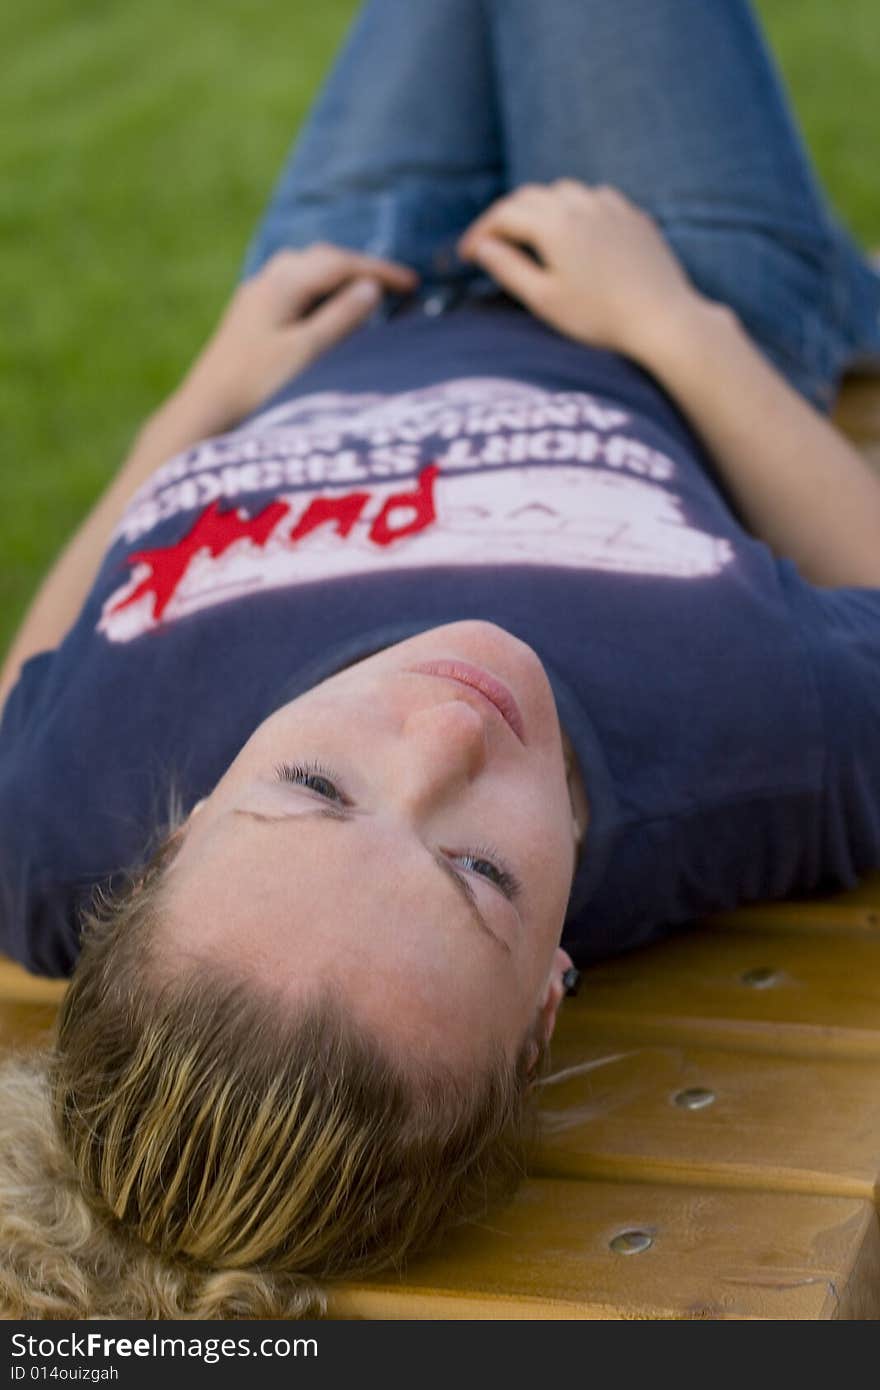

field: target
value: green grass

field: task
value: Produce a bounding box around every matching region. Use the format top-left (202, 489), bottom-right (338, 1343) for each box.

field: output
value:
top-left (2, 0), bottom-right (878, 658)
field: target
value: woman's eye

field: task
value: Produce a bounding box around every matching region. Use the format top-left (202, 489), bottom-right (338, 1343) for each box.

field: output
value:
top-left (455, 848), bottom-right (522, 903)
top-left (274, 760), bottom-right (346, 804)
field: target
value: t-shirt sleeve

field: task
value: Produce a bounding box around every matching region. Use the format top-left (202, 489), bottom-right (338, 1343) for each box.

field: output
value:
top-left (0, 650), bottom-right (57, 744)
top-left (0, 648), bottom-right (83, 977)
top-left (781, 574), bottom-right (880, 891)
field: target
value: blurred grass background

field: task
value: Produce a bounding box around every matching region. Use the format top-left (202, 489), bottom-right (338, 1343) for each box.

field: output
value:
top-left (1, 0), bottom-right (878, 659)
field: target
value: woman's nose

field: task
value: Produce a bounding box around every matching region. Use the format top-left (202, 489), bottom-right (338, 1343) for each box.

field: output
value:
top-left (395, 697), bottom-right (490, 813)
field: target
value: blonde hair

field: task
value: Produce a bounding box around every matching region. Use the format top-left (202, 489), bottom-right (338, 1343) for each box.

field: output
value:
top-left (0, 825), bottom-right (540, 1319)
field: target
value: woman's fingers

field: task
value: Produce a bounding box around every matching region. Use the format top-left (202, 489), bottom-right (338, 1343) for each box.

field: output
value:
top-left (263, 244), bottom-right (418, 320)
top-left (182, 240), bottom-right (419, 422)
top-left (463, 235), bottom-right (549, 311)
top-left (457, 187), bottom-right (553, 260)
top-left (300, 242), bottom-right (419, 294)
top-left (293, 276), bottom-right (383, 365)
top-left (457, 192), bottom-right (558, 309)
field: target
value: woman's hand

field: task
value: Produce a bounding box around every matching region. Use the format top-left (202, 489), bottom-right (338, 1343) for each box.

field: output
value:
top-left (457, 180), bottom-right (704, 363)
top-left (179, 243), bottom-right (419, 430)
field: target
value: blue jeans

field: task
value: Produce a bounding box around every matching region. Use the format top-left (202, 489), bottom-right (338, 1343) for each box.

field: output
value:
top-left (242, 0), bottom-right (880, 414)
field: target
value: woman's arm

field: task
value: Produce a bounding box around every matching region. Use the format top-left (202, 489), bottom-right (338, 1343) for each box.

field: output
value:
top-left (0, 391), bottom-right (243, 716)
top-left (629, 294), bottom-right (880, 589)
top-left (0, 246), bottom-right (416, 718)
top-left (458, 181), bottom-right (880, 589)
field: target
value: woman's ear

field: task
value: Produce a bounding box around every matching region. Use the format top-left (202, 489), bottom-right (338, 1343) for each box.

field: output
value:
top-left (166, 799), bottom-right (207, 853)
top-left (181, 798), bottom-right (207, 830)
top-left (524, 947), bottom-right (576, 1081)
top-left (538, 946), bottom-right (575, 1046)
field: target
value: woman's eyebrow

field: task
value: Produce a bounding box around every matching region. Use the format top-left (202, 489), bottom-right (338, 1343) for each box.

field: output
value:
top-left (232, 805), bottom-right (512, 954)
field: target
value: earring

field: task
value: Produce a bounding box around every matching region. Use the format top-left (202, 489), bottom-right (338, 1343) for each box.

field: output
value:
top-left (562, 966), bottom-right (581, 998)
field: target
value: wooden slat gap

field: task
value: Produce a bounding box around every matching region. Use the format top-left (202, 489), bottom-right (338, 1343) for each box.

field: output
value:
top-left (527, 1149), bottom-right (876, 1204)
top-left (578, 1010), bottom-right (880, 1061)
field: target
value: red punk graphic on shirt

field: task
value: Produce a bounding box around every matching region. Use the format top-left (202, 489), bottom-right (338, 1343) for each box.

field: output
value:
top-left (108, 466), bottom-right (439, 623)
top-left (99, 378), bottom-right (732, 643)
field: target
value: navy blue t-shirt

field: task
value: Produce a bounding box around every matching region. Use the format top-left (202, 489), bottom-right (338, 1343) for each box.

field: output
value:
top-left (2, 297), bottom-right (879, 976)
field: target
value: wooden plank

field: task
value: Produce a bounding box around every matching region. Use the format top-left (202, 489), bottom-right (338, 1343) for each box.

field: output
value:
top-left (0, 1000), bottom-right (58, 1049)
top-left (328, 1180), bottom-right (880, 1320)
top-left (535, 1029), bottom-right (880, 1200)
top-left (701, 873), bottom-right (880, 934)
top-left (0, 955), bottom-right (67, 1005)
top-left (574, 927), bottom-right (880, 1058)
top-left (0, 957), bottom-right (64, 1048)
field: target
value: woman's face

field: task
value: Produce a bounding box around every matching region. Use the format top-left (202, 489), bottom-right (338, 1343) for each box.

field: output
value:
top-left (165, 620), bottom-right (579, 1072)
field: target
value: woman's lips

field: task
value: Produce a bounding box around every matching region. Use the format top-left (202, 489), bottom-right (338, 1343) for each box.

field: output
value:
top-left (406, 659), bottom-right (526, 743)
